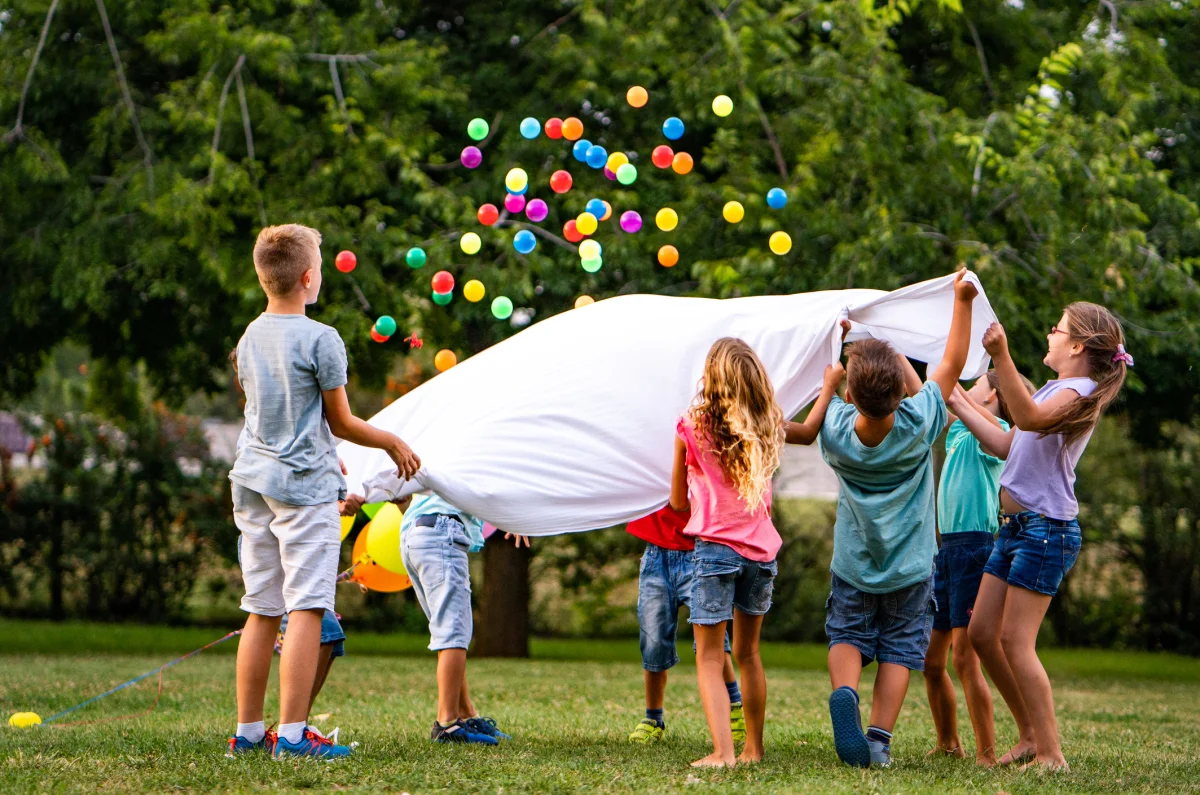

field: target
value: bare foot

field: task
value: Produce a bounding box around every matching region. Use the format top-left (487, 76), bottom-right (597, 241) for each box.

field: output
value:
top-left (976, 755), bottom-right (998, 768)
top-left (1020, 756), bottom-right (1070, 773)
top-left (926, 744), bottom-right (967, 758)
top-left (737, 750), bottom-right (763, 765)
top-left (997, 741), bottom-right (1037, 766)
top-left (691, 753), bottom-right (735, 768)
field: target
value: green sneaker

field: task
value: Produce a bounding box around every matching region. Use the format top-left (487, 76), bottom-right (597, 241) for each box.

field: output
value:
top-left (730, 702), bottom-right (746, 745)
top-left (628, 718), bottom-right (665, 744)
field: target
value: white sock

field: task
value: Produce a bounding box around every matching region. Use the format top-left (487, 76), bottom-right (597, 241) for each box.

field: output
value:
top-left (279, 722), bottom-right (306, 744)
top-left (236, 721), bottom-right (265, 743)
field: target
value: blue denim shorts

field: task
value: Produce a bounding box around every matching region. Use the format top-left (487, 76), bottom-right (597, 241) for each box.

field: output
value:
top-left (983, 512), bottom-right (1082, 597)
top-left (688, 539), bottom-right (777, 625)
top-left (825, 572), bottom-right (935, 671)
top-left (279, 610), bottom-right (346, 658)
top-left (932, 532), bottom-right (994, 631)
top-left (638, 543), bottom-right (731, 671)
top-left (400, 515), bottom-right (473, 651)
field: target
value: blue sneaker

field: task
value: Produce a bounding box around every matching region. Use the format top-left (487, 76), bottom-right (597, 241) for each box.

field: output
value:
top-left (226, 729), bottom-right (276, 757)
top-left (868, 738), bottom-right (892, 767)
top-left (829, 687), bottom-right (871, 768)
top-left (431, 719), bottom-right (499, 745)
top-left (273, 727), bottom-right (354, 760)
top-left (464, 716), bottom-right (511, 741)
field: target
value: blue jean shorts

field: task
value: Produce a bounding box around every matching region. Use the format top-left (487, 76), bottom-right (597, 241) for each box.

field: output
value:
top-left (825, 572), bottom-right (935, 671)
top-left (279, 610), bottom-right (346, 658)
top-left (983, 512), bottom-right (1082, 597)
top-left (638, 543), bottom-right (731, 671)
top-left (400, 515), bottom-right (473, 651)
top-left (932, 532), bottom-right (994, 631)
top-left (688, 539), bottom-right (777, 626)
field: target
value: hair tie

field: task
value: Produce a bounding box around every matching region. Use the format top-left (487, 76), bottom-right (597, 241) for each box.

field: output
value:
top-left (1113, 344), bottom-right (1134, 367)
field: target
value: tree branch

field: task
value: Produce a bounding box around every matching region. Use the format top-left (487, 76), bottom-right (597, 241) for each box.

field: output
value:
top-left (494, 219), bottom-right (578, 253)
top-left (964, 15), bottom-right (996, 105)
top-left (419, 112), bottom-right (503, 171)
top-left (4, 0), bottom-right (60, 142)
top-left (235, 67), bottom-right (268, 227)
top-left (328, 58), bottom-right (354, 135)
top-left (972, 112), bottom-right (998, 199)
top-left (208, 54), bottom-right (245, 184)
top-left (525, 7), bottom-right (581, 46)
top-left (95, 0), bottom-right (155, 197)
top-left (304, 52), bottom-right (378, 64)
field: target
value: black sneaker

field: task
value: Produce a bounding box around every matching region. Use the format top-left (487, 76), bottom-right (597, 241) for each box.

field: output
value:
top-left (430, 720), bottom-right (499, 745)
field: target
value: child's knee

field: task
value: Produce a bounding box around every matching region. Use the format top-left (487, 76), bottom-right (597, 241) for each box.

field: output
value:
top-left (951, 644), bottom-right (979, 674)
top-left (923, 659), bottom-right (947, 680)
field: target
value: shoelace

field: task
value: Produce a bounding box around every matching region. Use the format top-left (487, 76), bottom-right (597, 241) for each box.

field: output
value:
top-left (303, 728), bottom-right (334, 751)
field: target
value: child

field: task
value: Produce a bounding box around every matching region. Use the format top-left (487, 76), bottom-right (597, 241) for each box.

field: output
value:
top-left (961, 304), bottom-right (1129, 771)
top-left (276, 610), bottom-right (345, 719)
top-left (819, 269), bottom-right (976, 768)
top-left (923, 370), bottom-right (1034, 766)
top-left (227, 224), bottom-right (420, 759)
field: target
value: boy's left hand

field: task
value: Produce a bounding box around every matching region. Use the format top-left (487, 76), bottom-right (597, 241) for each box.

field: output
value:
top-left (954, 268), bottom-right (978, 302)
top-left (342, 494), bottom-right (365, 516)
top-left (504, 533), bottom-right (531, 548)
top-left (823, 362), bottom-right (845, 390)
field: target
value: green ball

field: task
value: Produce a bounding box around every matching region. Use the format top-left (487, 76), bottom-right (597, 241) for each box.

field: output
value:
top-left (375, 315), bottom-right (397, 337)
top-left (581, 257), bottom-right (603, 273)
top-left (406, 247), bottom-right (426, 268)
top-left (467, 117), bottom-right (489, 141)
top-left (616, 163), bottom-right (637, 185)
top-left (432, 290), bottom-right (453, 306)
top-left (491, 296), bottom-right (513, 320)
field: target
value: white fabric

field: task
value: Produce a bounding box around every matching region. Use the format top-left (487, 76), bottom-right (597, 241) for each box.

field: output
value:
top-left (339, 273), bottom-right (997, 536)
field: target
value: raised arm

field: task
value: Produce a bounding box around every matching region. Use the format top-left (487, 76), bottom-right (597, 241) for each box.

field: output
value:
top-left (953, 384), bottom-right (1004, 430)
top-left (928, 269), bottom-right (977, 402)
top-left (322, 386), bottom-right (421, 479)
top-left (982, 323), bottom-right (1080, 431)
top-left (669, 435), bottom-right (690, 512)
top-left (947, 387), bottom-right (1014, 458)
top-left (897, 354), bottom-right (923, 398)
top-left (784, 363), bottom-right (845, 445)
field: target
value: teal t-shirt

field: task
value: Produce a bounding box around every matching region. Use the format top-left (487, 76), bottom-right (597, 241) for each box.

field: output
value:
top-left (819, 381), bottom-right (947, 594)
top-left (401, 493), bottom-right (486, 553)
top-left (937, 419), bottom-right (1008, 534)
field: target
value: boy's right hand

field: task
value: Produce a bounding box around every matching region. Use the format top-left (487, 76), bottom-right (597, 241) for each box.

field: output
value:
top-left (823, 362), bottom-right (845, 391)
top-left (342, 494), bottom-right (365, 516)
top-left (385, 435), bottom-right (421, 480)
top-left (954, 268), bottom-right (979, 302)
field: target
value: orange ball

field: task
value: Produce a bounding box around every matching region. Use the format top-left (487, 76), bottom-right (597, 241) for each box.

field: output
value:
top-left (575, 295), bottom-right (595, 309)
top-left (626, 86), bottom-right (648, 108)
top-left (672, 152), bottom-right (693, 174)
top-left (600, 200), bottom-right (613, 221)
top-left (562, 117), bottom-right (584, 141)
top-left (658, 245), bottom-right (679, 268)
top-left (434, 349), bottom-right (457, 372)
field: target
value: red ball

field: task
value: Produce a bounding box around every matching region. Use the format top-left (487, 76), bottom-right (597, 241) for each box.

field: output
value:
top-left (563, 220), bottom-right (583, 243)
top-left (545, 117), bottom-right (563, 139)
top-left (370, 328), bottom-right (389, 343)
top-left (431, 270), bottom-right (455, 293)
top-left (477, 203), bottom-right (499, 226)
top-left (651, 145), bottom-right (674, 169)
top-left (335, 250), bottom-right (357, 272)
top-left (550, 169), bottom-right (573, 194)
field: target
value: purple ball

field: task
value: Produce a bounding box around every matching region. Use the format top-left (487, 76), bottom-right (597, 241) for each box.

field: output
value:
top-left (619, 210), bottom-right (642, 233)
top-left (460, 146), bottom-right (482, 169)
top-left (525, 198), bottom-right (549, 222)
top-left (603, 166), bottom-right (617, 181)
top-left (504, 193), bottom-right (526, 213)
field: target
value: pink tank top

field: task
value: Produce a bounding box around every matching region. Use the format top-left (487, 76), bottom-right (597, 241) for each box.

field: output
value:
top-left (677, 415), bottom-right (782, 563)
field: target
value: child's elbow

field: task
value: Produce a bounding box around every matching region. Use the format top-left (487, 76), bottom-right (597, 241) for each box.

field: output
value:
top-left (669, 497), bottom-right (690, 512)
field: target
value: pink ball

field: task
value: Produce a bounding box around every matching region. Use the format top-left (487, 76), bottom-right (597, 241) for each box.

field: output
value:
top-left (603, 166), bottom-right (617, 181)
top-left (619, 210), bottom-right (642, 233)
top-left (504, 193), bottom-right (526, 213)
top-left (525, 198), bottom-right (548, 222)
top-left (460, 146), bottom-right (482, 168)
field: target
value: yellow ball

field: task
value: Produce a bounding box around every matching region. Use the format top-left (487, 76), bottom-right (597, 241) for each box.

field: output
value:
top-left (364, 503), bottom-right (406, 575)
top-left (769, 231), bottom-right (792, 255)
top-left (575, 295), bottom-right (595, 309)
top-left (576, 212), bottom-right (598, 236)
top-left (655, 207), bottom-right (678, 232)
top-left (505, 167), bottom-right (528, 193)
top-left (722, 201), bottom-right (744, 223)
top-left (434, 349), bottom-right (457, 372)
top-left (712, 94), bottom-right (733, 117)
top-left (606, 151), bottom-right (629, 172)
top-left (8, 712), bottom-right (42, 728)
top-left (463, 279), bottom-right (485, 303)
top-left (460, 232), bottom-right (481, 255)
top-left (578, 239), bottom-right (601, 261)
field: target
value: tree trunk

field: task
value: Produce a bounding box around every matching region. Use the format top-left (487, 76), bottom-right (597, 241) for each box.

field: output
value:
top-left (473, 532), bottom-right (532, 657)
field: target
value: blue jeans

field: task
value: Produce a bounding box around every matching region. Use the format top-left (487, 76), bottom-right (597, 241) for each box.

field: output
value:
top-left (278, 610), bottom-right (346, 658)
top-left (932, 532), bottom-right (994, 631)
top-left (688, 539), bottom-right (777, 625)
top-left (983, 512), bottom-right (1082, 596)
top-left (638, 543), bottom-right (731, 671)
top-left (825, 572), bottom-right (935, 671)
top-left (400, 515), bottom-right (474, 651)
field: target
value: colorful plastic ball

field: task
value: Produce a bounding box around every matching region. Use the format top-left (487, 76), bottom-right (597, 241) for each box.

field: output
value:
top-left (766, 187), bottom-right (788, 209)
top-left (375, 315), bottom-right (398, 337)
top-left (431, 289), bottom-right (453, 306)
top-left (658, 245), bottom-right (679, 267)
top-left (505, 167), bottom-right (528, 193)
top-left (563, 219), bottom-right (583, 243)
top-left (477, 204), bottom-right (499, 226)
top-left (655, 207), bottom-right (679, 231)
top-left (525, 198), bottom-right (549, 222)
top-left (662, 116), bottom-right (685, 140)
top-left (504, 192), bottom-right (526, 214)
top-left (467, 117), bottom-right (489, 141)
top-left (460, 232), bottom-right (481, 255)
top-left (769, 231), bottom-right (793, 255)
top-left (431, 271), bottom-right (455, 293)
top-left (712, 94), bottom-right (733, 117)
top-left (575, 295), bottom-right (595, 308)
top-left (585, 198), bottom-right (607, 219)
top-left (405, 247), bottom-right (427, 268)
top-left (506, 182), bottom-right (528, 196)
top-left (370, 328), bottom-right (390, 343)
top-left (572, 139), bottom-right (592, 162)
top-left (463, 279), bottom-right (486, 303)
top-left (434, 349), bottom-right (457, 372)
top-left (550, 170), bottom-right (573, 194)
top-left (626, 86), bottom-right (648, 108)
top-left (585, 145), bottom-right (608, 169)
top-left (606, 151), bottom-right (629, 172)
top-left (672, 152), bottom-right (693, 174)
top-left (581, 257), bottom-right (602, 273)
top-left (616, 163), bottom-right (638, 185)
top-left (651, 145), bottom-right (674, 169)
top-left (576, 212), bottom-right (598, 236)
top-left (545, 118), bottom-right (563, 139)
top-left (335, 250), bottom-right (356, 273)
top-left (619, 210), bottom-right (642, 233)
top-left (513, 229), bottom-right (537, 254)
top-left (723, 201), bottom-right (745, 223)
top-left (460, 146), bottom-right (482, 168)
top-left (562, 117), bottom-right (584, 141)
top-left (603, 166), bottom-right (617, 181)
top-left (600, 200), bottom-right (613, 221)
top-left (579, 239), bottom-right (602, 260)
top-left (520, 117), bottom-right (541, 139)
top-left (491, 296), bottom-right (514, 320)
top-left (8, 713), bottom-right (43, 729)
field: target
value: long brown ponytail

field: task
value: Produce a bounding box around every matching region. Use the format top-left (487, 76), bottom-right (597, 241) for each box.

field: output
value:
top-left (1041, 302), bottom-right (1128, 445)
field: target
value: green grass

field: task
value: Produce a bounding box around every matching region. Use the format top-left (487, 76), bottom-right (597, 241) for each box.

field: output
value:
top-left (2, 620), bottom-right (1199, 793)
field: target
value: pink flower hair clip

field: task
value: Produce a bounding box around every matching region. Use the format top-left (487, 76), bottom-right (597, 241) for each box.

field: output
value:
top-left (1113, 344), bottom-right (1134, 367)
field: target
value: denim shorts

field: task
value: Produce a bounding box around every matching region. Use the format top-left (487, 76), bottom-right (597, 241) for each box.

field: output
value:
top-left (638, 543), bottom-right (731, 671)
top-left (825, 572), bottom-right (935, 671)
top-left (932, 532), bottom-right (994, 631)
top-left (279, 610), bottom-right (346, 658)
top-left (400, 515), bottom-right (473, 651)
top-left (983, 512), bottom-right (1082, 597)
top-left (688, 539), bottom-right (777, 625)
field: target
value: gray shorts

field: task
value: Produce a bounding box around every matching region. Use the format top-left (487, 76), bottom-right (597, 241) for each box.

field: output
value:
top-left (400, 515), bottom-right (474, 651)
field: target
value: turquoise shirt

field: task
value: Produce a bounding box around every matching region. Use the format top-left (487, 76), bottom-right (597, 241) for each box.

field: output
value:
top-left (401, 493), bottom-right (485, 553)
top-left (819, 381), bottom-right (947, 594)
top-left (937, 419), bottom-right (1008, 535)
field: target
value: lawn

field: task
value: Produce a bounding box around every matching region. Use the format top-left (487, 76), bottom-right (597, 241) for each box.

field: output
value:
top-left (1, 620), bottom-right (1198, 793)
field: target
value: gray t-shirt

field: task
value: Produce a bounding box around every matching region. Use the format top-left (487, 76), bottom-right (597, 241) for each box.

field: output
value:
top-left (229, 314), bottom-right (348, 505)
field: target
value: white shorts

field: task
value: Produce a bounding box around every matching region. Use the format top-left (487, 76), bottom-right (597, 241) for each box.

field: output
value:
top-left (232, 484), bottom-right (340, 615)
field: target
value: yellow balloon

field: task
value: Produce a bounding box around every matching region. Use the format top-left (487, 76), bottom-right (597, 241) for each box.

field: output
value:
top-left (655, 207), bottom-right (678, 232)
top-left (712, 94), bottom-right (733, 117)
top-left (505, 167), bottom-right (528, 192)
top-left (606, 152), bottom-right (629, 172)
top-left (434, 349), bottom-right (457, 372)
top-left (460, 232), bottom-right (481, 255)
top-left (723, 201), bottom-right (744, 223)
top-left (575, 295), bottom-right (594, 308)
top-left (8, 712), bottom-right (42, 728)
top-left (769, 231), bottom-right (793, 255)
top-left (576, 212), bottom-right (598, 236)
top-left (578, 239), bottom-right (601, 260)
top-left (364, 502), bottom-right (406, 575)
top-left (463, 279), bottom-right (486, 302)
top-left (350, 521), bottom-right (410, 592)
top-left (340, 515), bottom-right (354, 542)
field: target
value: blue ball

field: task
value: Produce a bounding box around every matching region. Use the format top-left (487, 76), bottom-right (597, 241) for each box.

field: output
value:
top-left (585, 198), bottom-right (607, 218)
top-left (766, 187), bottom-right (788, 209)
top-left (585, 145), bottom-right (608, 169)
top-left (506, 182), bottom-right (528, 196)
top-left (513, 229), bottom-right (537, 254)
top-left (572, 139), bottom-right (593, 162)
top-left (662, 116), bottom-right (685, 140)
top-left (520, 117), bottom-right (541, 139)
